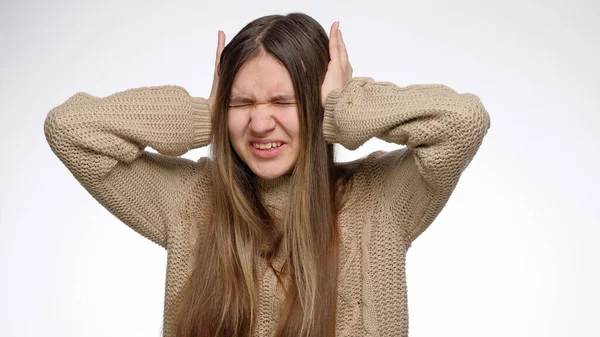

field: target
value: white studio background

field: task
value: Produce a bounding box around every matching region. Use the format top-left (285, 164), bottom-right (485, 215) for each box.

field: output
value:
top-left (1, 0), bottom-right (598, 336)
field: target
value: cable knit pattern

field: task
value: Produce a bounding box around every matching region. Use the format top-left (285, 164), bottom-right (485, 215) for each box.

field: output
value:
top-left (44, 78), bottom-right (490, 337)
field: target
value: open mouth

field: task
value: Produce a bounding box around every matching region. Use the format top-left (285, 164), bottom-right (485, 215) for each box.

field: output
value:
top-left (249, 142), bottom-right (286, 158)
top-left (251, 142), bottom-right (283, 150)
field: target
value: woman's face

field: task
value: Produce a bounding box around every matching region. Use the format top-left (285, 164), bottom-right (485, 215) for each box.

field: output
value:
top-left (228, 52), bottom-right (301, 180)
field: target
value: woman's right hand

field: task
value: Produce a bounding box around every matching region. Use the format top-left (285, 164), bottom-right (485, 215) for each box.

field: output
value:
top-left (207, 30), bottom-right (226, 114)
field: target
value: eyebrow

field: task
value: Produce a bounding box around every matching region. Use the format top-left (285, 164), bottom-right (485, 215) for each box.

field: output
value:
top-left (229, 94), bottom-right (296, 104)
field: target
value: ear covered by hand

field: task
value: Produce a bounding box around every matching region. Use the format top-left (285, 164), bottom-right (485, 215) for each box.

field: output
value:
top-left (321, 21), bottom-right (353, 108)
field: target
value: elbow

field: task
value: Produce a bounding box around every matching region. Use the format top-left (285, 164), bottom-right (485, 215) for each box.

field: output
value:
top-left (459, 93), bottom-right (491, 143)
top-left (442, 93), bottom-right (491, 156)
top-left (44, 106), bottom-right (63, 151)
top-left (43, 92), bottom-right (89, 149)
top-left (436, 85), bottom-right (491, 139)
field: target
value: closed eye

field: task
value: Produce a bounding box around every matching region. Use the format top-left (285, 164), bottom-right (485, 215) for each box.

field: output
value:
top-left (228, 102), bottom-right (296, 107)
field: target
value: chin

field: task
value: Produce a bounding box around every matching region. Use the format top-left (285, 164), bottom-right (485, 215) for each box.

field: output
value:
top-left (233, 144), bottom-right (298, 180)
top-left (250, 164), bottom-right (292, 180)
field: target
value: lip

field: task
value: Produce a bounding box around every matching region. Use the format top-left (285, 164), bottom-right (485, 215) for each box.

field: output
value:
top-left (249, 139), bottom-right (285, 144)
top-left (248, 143), bottom-right (286, 159)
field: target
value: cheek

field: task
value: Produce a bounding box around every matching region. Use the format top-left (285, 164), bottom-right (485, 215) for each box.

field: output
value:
top-left (227, 112), bottom-right (246, 145)
top-left (276, 108), bottom-right (301, 139)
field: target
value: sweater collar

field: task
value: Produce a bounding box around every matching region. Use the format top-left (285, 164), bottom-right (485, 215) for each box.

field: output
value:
top-left (256, 173), bottom-right (293, 194)
top-left (256, 174), bottom-right (293, 224)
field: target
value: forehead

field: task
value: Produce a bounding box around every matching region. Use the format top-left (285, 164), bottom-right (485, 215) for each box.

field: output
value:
top-left (231, 52), bottom-right (295, 98)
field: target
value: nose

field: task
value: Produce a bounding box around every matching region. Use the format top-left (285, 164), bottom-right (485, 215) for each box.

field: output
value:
top-left (249, 104), bottom-right (276, 135)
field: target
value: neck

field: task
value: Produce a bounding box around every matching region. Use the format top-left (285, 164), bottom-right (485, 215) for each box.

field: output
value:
top-left (256, 173), bottom-right (293, 225)
top-left (256, 173), bottom-right (293, 192)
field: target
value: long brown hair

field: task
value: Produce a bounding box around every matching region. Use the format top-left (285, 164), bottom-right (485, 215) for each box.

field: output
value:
top-left (176, 13), bottom-right (349, 337)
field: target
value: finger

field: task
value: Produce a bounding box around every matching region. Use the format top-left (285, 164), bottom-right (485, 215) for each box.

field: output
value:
top-left (329, 21), bottom-right (337, 39)
top-left (215, 30), bottom-right (225, 70)
top-left (328, 21), bottom-right (339, 61)
top-left (338, 28), bottom-right (348, 66)
top-left (218, 30), bottom-right (225, 53)
top-left (215, 31), bottom-right (221, 64)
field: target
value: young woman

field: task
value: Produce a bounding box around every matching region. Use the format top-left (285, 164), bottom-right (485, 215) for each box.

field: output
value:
top-left (44, 12), bottom-right (490, 337)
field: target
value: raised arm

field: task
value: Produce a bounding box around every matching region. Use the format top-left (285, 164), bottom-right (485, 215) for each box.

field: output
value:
top-left (321, 22), bottom-right (490, 244)
top-left (323, 77), bottom-right (490, 243)
top-left (44, 85), bottom-right (212, 248)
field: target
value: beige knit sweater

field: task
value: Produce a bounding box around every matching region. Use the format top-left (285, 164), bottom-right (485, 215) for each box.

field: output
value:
top-left (44, 77), bottom-right (490, 336)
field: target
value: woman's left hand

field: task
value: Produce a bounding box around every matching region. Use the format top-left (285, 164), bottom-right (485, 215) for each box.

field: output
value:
top-left (321, 21), bottom-right (353, 108)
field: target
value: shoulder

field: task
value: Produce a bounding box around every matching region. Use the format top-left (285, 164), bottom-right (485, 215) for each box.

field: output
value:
top-left (187, 156), bottom-right (214, 194)
top-left (337, 147), bottom-right (414, 187)
top-left (168, 156), bottom-right (214, 236)
top-left (137, 153), bottom-right (214, 206)
top-left (335, 147), bottom-right (419, 210)
top-left (139, 152), bottom-right (213, 182)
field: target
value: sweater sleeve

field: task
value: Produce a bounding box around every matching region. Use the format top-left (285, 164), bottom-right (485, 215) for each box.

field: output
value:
top-left (323, 77), bottom-right (490, 243)
top-left (43, 85), bottom-right (212, 249)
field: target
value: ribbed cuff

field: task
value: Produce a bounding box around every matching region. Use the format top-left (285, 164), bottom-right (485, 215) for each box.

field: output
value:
top-left (190, 96), bottom-right (212, 149)
top-left (322, 88), bottom-right (343, 144)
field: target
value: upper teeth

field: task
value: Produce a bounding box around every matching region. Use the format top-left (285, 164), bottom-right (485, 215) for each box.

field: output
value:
top-left (253, 142), bottom-right (282, 149)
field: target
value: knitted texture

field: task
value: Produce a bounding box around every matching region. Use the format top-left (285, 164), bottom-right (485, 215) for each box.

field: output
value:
top-left (44, 77), bottom-right (490, 337)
